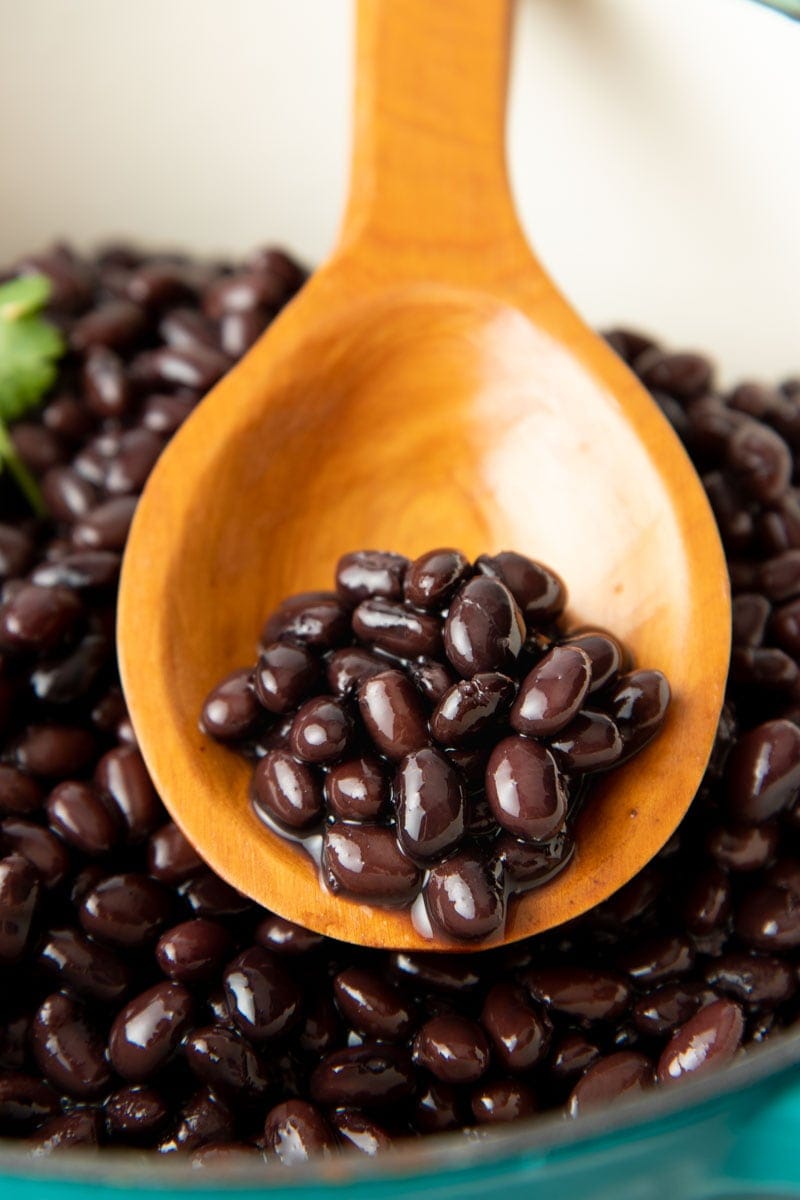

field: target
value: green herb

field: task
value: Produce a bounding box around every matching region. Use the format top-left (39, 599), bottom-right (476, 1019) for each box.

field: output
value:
top-left (0, 273), bottom-right (66, 514)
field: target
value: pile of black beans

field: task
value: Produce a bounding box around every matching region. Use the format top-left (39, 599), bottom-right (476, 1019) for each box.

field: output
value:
top-left (0, 243), bottom-right (798, 1162)
top-left (201, 549), bottom-right (670, 942)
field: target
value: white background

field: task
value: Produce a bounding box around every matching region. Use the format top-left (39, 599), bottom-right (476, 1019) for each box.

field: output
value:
top-left (1, 0), bottom-right (798, 381)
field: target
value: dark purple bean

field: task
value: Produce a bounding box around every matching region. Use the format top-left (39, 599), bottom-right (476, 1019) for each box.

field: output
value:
top-left (311, 1044), bottom-right (414, 1107)
top-left (414, 1080), bottom-right (463, 1132)
top-left (0, 1072), bottom-right (60, 1130)
top-left (223, 945), bottom-right (303, 1040)
top-left (335, 550), bottom-right (409, 604)
top-left (617, 934), bottom-right (695, 984)
top-left (562, 630), bottom-right (623, 692)
top-left (725, 719), bottom-right (800, 823)
top-left (72, 496), bottom-right (137, 550)
top-left (549, 711), bottom-right (623, 772)
top-left (324, 756), bottom-right (388, 822)
top-left (264, 1100), bottom-right (337, 1163)
top-left (323, 822), bottom-right (421, 903)
top-left (109, 982), bottom-right (193, 1081)
top-left (682, 865), bottom-right (731, 936)
top-left (104, 429), bottom-right (164, 495)
top-left (486, 736), bottom-right (567, 842)
top-left (28, 1110), bottom-right (101, 1154)
top-left (203, 271), bottom-right (281, 319)
top-left (179, 870), bottom-right (253, 918)
top-left (147, 821), bottom-right (203, 883)
top-left (548, 1032), bottom-right (601, 1083)
top-left (1, 820), bottom-right (69, 888)
top-left (0, 583), bottom-right (82, 654)
top-left (15, 724), bottom-right (97, 779)
top-left (736, 884), bottom-right (800, 951)
top-left (497, 828), bottom-right (574, 889)
top-left (358, 669), bottom-right (429, 760)
top-left (11, 423), bottom-right (65, 474)
top-left (0, 524), bottom-right (34, 579)
top-left (254, 913), bottom-right (325, 956)
top-left (262, 592), bottom-right (350, 649)
top-left (395, 747), bottom-right (464, 860)
top-left (707, 822), bottom-right (778, 872)
top-left (126, 263), bottom-right (195, 309)
top-left (159, 1087), bottom-right (234, 1154)
top-left (219, 309), bottom-right (269, 356)
top-left (732, 593), bottom-right (771, 647)
top-left (253, 750), bottom-right (323, 830)
top-left (390, 952), bottom-right (480, 992)
top-left (298, 994), bottom-right (343, 1056)
top-left (30, 629), bottom-right (110, 705)
top-left (0, 854), bottom-right (40, 963)
top-left (475, 552), bottom-right (566, 624)
top-left (772, 597), bottom-right (800, 657)
top-left (0, 766), bottom-right (42, 816)
top-left (444, 576), bottom-right (525, 676)
top-left (657, 1000), bottom-right (744, 1084)
top-left (705, 953), bottom-right (795, 1007)
top-left (156, 919), bottom-right (232, 985)
top-left (471, 1079), bottom-right (537, 1125)
top-left (159, 306), bottom-right (219, 352)
top-left (82, 345), bottom-right (131, 418)
top-left (424, 851), bottom-right (505, 940)
top-left (606, 669), bottom-right (670, 760)
top-left (131, 344), bottom-right (230, 393)
top-left (431, 673), bottom-right (515, 746)
top-left (730, 646), bottom-right (799, 692)
top-left (326, 646), bottom-right (386, 696)
top-left (184, 1025), bottom-right (271, 1099)
top-left (46, 781), bottom-right (121, 855)
top-left (37, 927), bottom-right (130, 1002)
top-left (333, 967), bottom-right (414, 1040)
top-left (31, 551), bottom-right (121, 591)
top-left (200, 668), bottom-right (262, 742)
top-left (330, 1109), bottom-right (392, 1155)
top-left (637, 349), bottom-right (712, 399)
top-left (352, 598), bottom-right (441, 658)
top-left (408, 657), bottom-right (457, 706)
top-left (41, 467), bottom-right (97, 522)
top-left (412, 1015), bottom-right (490, 1084)
top-left (510, 646), bottom-right (591, 737)
top-left (568, 1051), bottom-right (655, 1116)
top-left (141, 393), bottom-right (194, 433)
top-left (71, 299), bottom-right (146, 352)
top-left (766, 859), bottom-right (800, 896)
top-left (255, 642), bottom-right (319, 714)
top-left (30, 992), bottom-right (110, 1099)
top-left (481, 982), bottom-right (551, 1071)
top-left (289, 696), bottom-right (351, 764)
top-left (759, 550), bottom-right (800, 602)
top-left (523, 967), bottom-right (630, 1022)
top-left (632, 984), bottom-right (705, 1037)
top-left (727, 420), bottom-right (792, 504)
top-left (80, 872), bottom-right (172, 947)
top-left (404, 548), bottom-right (470, 610)
top-left (95, 745), bottom-right (162, 841)
top-left (105, 1085), bottom-right (168, 1142)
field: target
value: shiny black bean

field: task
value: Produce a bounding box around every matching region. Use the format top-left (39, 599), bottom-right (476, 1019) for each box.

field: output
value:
top-left (127, 262), bottom-right (196, 309)
top-left (523, 967), bottom-right (630, 1022)
top-left (431, 672), bottom-right (515, 745)
top-left (330, 1109), bottom-right (392, 1155)
top-left (617, 934), bottom-right (695, 984)
top-left (486, 736), bottom-right (567, 842)
top-left (759, 550), bottom-right (800, 602)
top-left (481, 982), bottom-right (551, 1072)
top-left (262, 592), bottom-right (350, 649)
top-left (736, 884), bottom-right (800, 950)
top-left (11, 423), bottom-right (66, 474)
top-left (0, 583), bottom-right (82, 654)
top-left (289, 696), bottom-right (351, 764)
top-left (179, 870), bottom-right (253, 918)
top-left (732, 593), bottom-right (771, 647)
top-left (772, 597), bottom-right (800, 656)
top-left (390, 952), bottom-right (481, 992)
top-left (71, 299), bottom-right (146, 352)
top-left (159, 306), bottom-right (219, 352)
top-left (408, 657), bottom-right (457, 706)
top-left (31, 550), bottom-right (121, 591)
top-left (109, 982), bottom-right (193, 1081)
top-left (311, 1044), bottom-right (414, 1108)
top-left (333, 967), bottom-right (414, 1040)
top-left (158, 1087), bottom-right (234, 1154)
top-left (510, 646), bottom-right (591, 737)
top-left (30, 629), bottom-right (109, 705)
top-left (130, 344), bottom-right (229, 393)
top-left (264, 1100), bottom-right (337, 1164)
top-left (41, 467), bottom-right (97, 522)
top-left (412, 1015), bottom-right (490, 1084)
top-left (323, 822), bottom-right (421, 903)
top-left (358, 669), bottom-right (429, 760)
top-left (223, 945), bottom-right (303, 1040)
top-left (183, 1025), bottom-right (271, 1099)
top-left (404, 548), bottom-right (470, 610)
top-left (657, 1000), bottom-right (744, 1084)
top-left (28, 1110), bottom-right (102, 1154)
top-left (83, 345), bottom-right (131, 417)
top-left (444, 576), bottom-right (525, 676)
top-left (424, 851), bottom-right (505, 940)
top-left (255, 642), bottom-right (319, 713)
top-left (725, 719), bottom-right (800, 823)
top-left (104, 429), bottom-right (164, 495)
top-left (395, 747), bottom-right (464, 860)
top-left (637, 349), bottom-right (713, 399)
top-left (568, 1051), bottom-right (655, 1116)
top-left (414, 1079), bottom-right (463, 1132)
top-left (0, 1072), bottom-right (60, 1131)
top-left (497, 828), bottom-right (574, 890)
top-left (727, 420), bottom-right (792, 504)
top-left (632, 984), bottom-right (705, 1037)
top-left (253, 750), bottom-right (323, 831)
top-left (606, 669), bottom-right (670, 761)
top-left (95, 745), bottom-right (162, 841)
top-left (352, 598), bottom-right (441, 658)
top-left (141, 393), bottom-right (194, 433)
top-left (562, 629), bottom-right (623, 692)
top-left (471, 1079), bottom-right (537, 1125)
top-left (705, 953), bottom-right (795, 1007)
top-left (0, 766), bottom-right (43, 816)
top-left (45, 781), bottom-right (121, 855)
top-left (0, 524), bottom-right (34, 579)
top-left (475, 552), bottom-right (566, 624)
top-left (1, 819), bottom-right (70, 887)
top-left (707, 822), bottom-right (778, 872)
top-left (0, 854), bottom-right (40, 963)
top-left (549, 711), bottom-right (623, 772)
top-left (80, 872), bottom-right (172, 947)
top-left (31, 992), bottom-right (110, 1099)
top-left (105, 1085), bottom-right (169, 1142)
top-left (156, 919), bottom-right (232, 985)
top-left (326, 646), bottom-right (387, 696)
top-left (147, 821), bottom-right (204, 883)
top-left (37, 927), bottom-right (130, 1002)
top-left (72, 496), bottom-right (137, 551)
top-left (548, 1032), bottom-right (601, 1083)
top-left (254, 913), bottom-right (325, 956)
top-left (200, 668), bottom-right (262, 742)
top-left (14, 724), bottom-right (97, 780)
top-left (682, 865), bottom-right (731, 936)
top-left (336, 550), bottom-right (409, 604)
top-left (220, 309), bottom-right (269, 357)
top-left (324, 756), bottom-right (388, 821)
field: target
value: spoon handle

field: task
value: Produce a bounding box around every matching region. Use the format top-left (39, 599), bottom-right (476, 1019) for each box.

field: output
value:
top-left (337, 0), bottom-right (532, 285)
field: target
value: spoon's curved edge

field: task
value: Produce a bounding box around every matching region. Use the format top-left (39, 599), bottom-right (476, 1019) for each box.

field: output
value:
top-left (118, 273), bottom-right (730, 953)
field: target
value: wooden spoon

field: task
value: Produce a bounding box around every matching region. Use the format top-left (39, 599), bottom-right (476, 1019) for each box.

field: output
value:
top-left (118, 0), bottom-right (730, 951)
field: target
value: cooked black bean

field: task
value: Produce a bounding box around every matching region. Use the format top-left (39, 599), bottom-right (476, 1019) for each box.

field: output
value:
top-left (37, 927), bottom-right (130, 1002)
top-left (424, 851), bottom-right (505, 940)
top-left (324, 756), bottom-right (388, 821)
top-left (254, 913), bottom-right (325, 956)
top-left (109, 982), bottom-right (193, 1081)
top-left (289, 696), bottom-right (351, 764)
top-left (1, 819), bottom-right (70, 888)
top-left (632, 984), bottom-right (705, 1037)
top-left (200, 668), bottom-right (262, 742)
top-left (486, 736), bottom-right (567, 842)
top-left (0, 766), bottom-right (42, 816)
top-left (497, 828), bottom-right (574, 889)
top-left (41, 467), bottom-right (97, 522)
top-left (705, 953), bottom-right (795, 1007)
top-left (0, 854), bottom-right (40, 963)
top-left (606, 669), bottom-right (671, 760)
top-left (253, 750), bottom-right (323, 830)
top-left (183, 1025), bottom-right (271, 1099)
top-left (333, 967), bottom-right (414, 1040)
top-left (179, 870), bottom-right (253, 918)
top-left (682, 864), bottom-right (731, 936)
top-left (105, 1085), bottom-right (168, 1142)
top-left (725, 719), bottom-right (800, 823)
top-left (45, 780), bottom-right (121, 855)
top-left (431, 672), bottom-right (515, 745)
top-left (475, 552), bottom-right (566, 624)
top-left (264, 1100), bottom-right (337, 1164)
top-left (156, 919), bottom-right (231, 985)
top-left (523, 967), bottom-right (630, 1022)
top-left (412, 1015), bottom-right (490, 1084)
top-left (30, 992), bottom-right (110, 1099)
top-left (323, 822), bottom-right (421, 903)
top-left (414, 1079), bottom-right (463, 1132)
top-left (262, 592), bottom-right (350, 649)
top-left (0, 523), bottom-right (34, 579)
top-left (568, 1051), bottom-right (655, 1115)
top-left (736, 884), bottom-right (800, 950)
top-left (28, 1109), bottom-right (102, 1154)
top-left (94, 744), bottom-right (161, 841)
top-left (31, 550), bottom-right (121, 590)
top-left (336, 550), bottom-right (409, 604)
top-left (80, 872), bottom-right (172, 947)
top-left (481, 982), bottom-right (551, 1072)
top-left (510, 646), bottom-right (591, 737)
top-left (72, 496), bottom-right (137, 550)
top-left (549, 711), bottom-right (623, 772)
top-left (330, 1108), bottom-right (392, 1155)
top-left (657, 1000), bottom-right (744, 1084)
top-left (395, 747), bottom-right (464, 861)
top-left (15, 724), bottom-right (97, 779)
top-left (562, 629), bottom-right (624, 692)
top-left (311, 1044), bottom-right (415, 1108)
top-left (707, 821), bottom-right (778, 872)
top-left (352, 598), bottom-right (441, 658)
top-left (83, 345), bottom-right (131, 417)
top-left (617, 934), bottom-right (695, 984)
top-left (158, 1087), bottom-right (234, 1153)
top-left (471, 1079), bottom-right (537, 1125)
top-left (147, 821), bottom-right (204, 883)
top-left (326, 646), bottom-right (387, 695)
top-left (444, 576), bottom-right (525, 676)
top-left (408, 657), bottom-right (457, 705)
top-left (404, 548), bottom-right (470, 609)
top-left (0, 583), bottom-right (82, 654)
top-left (358, 669), bottom-right (429, 760)
top-left (223, 945), bottom-right (303, 1040)
top-left (255, 642), bottom-right (320, 713)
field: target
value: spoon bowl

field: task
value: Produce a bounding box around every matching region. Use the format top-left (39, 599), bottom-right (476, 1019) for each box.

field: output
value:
top-left (118, 0), bottom-right (730, 950)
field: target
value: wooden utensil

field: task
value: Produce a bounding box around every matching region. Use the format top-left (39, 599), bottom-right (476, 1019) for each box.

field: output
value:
top-left (118, 0), bottom-right (730, 951)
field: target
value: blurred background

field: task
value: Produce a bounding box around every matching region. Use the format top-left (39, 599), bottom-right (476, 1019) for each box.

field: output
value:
top-left (1, 0), bottom-right (798, 380)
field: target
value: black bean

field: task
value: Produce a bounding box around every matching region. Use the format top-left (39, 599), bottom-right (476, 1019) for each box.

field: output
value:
top-left (95, 745), bottom-right (162, 840)
top-left (412, 1015), bottom-right (490, 1084)
top-left (82, 345), bottom-right (131, 417)
top-left (431, 672), bottom-right (515, 745)
top-left (159, 306), bottom-right (220, 352)
top-left (71, 299), bottom-right (146, 352)
top-left (0, 524), bottom-right (34, 579)
top-left (414, 1080), bottom-right (463, 1132)
top-left (158, 1087), bottom-right (234, 1154)
top-left (45, 781), bottom-right (121, 855)
top-left (424, 851), bottom-right (505, 940)
top-left (736, 884), bottom-right (800, 951)
top-left (568, 1051), bottom-right (654, 1115)
top-left (0, 766), bottom-right (42, 816)
top-left (732, 593), bottom-right (771, 646)
top-left (333, 967), bottom-right (414, 1040)
top-left (15, 724), bottom-right (97, 779)
top-left (264, 1100), bottom-right (337, 1164)
top-left (28, 1110), bottom-right (102, 1154)
top-left (336, 550), bottom-right (409, 604)
top-left (486, 736), bottom-right (567, 842)
top-left (475, 552), bottom-right (566, 624)
top-left (10, 423), bottom-right (66, 474)
top-left (289, 695), bottom-right (351, 764)
top-left (179, 870), bottom-right (253, 918)
top-left (404, 548), bottom-right (470, 610)
top-left (657, 1000), bottom-right (743, 1084)
top-left (682, 864), bottom-right (731, 936)
top-left (444, 576), bottom-right (525, 676)
top-left (549, 711), bottom-right (623, 772)
top-left (760, 550), bottom-right (800, 602)
top-left (31, 551), bottom-right (121, 591)
top-left (324, 756), bottom-right (388, 821)
top-left (255, 642), bottom-right (319, 713)
top-left (104, 429), bottom-right (165, 495)
top-left (105, 1085), bottom-right (168, 1142)
top-left (707, 822), bottom-right (778, 872)
top-left (725, 719), bottom-right (800, 823)
top-left (147, 821), bottom-right (204, 883)
top-left (408, 657), bottom-right (457, 706)
top-left (562, 629), bottom-right (623, 692)
top-left (41, 467), bottom-right (97, 522)
top-left (0, 583), bottom-right (82, 654)
top-left (80, 872), bottom-right (172, 947)
top-left (200, 668), bottom-right (262, 741)
top-left (30, 992), bottom-right (110, 1099)
top-left (497, 828), bottom-right (574, 889)
top-left (471, 1079), bottom-right (537, 1124)
top-left (183, 1025), bottom-right (271, 1099)
top-left (727, 420), bottom-right (792, 504)
top-left (262, 592), bottom-right (350, 649)
top-left (510, 646), bottom-right (591, 737)
top-left (481, 982), bottom-right (551, 1071)
top-left (253, 750), bottom-right (323, 830)
top-left (606, 669), bottom-right (671, 761)
top-left (37, 927), bottom-right (130, 1002)
top-left (330, 1108), bottom-right (393, 1155)
top-left (323, 822), bottom-right (421, 903)
top-left (141, 393), bottom-right (194, 433)
top-left (109, 982), bottom-right (193, 1081)
top-left (72, 496), bottom-right (137, 550)
top-left (705, 953), bottom-right (795, 1007)
top-left (223, 945), bottom-right (303, 1040)
top-left (523, 967), bottom-right (630, 1022)
top-left (617, 934), bottom-right (695, 984)
top-left (156, 919), bottom-right (232, 985)
top-left (352, 598), bottom-right (441, 658)
top-left (326, 646), bottom-right (387, 696)
top-left (358, 669), bottom-right (429, 760)
top-left (219, 309), bottom-right (269, 357)
top-left (632, 984), bottom-right (705, 1037)
top-left (395, 747), bottom-right (464, 860)
top-left (310, 1044), bottom-right (415, 1108)
top-left (0, 854), bottom-right (40, 963)
top-left (1, 819), bottom-right (70, 887)
top-left (254, 913), bottom-right (325, 956)
top-left (31, 629), bottom-right (110, 705)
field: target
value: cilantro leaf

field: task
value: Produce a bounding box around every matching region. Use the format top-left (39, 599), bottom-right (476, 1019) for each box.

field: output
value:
top-left (0, 272), bottom-right (66, 513)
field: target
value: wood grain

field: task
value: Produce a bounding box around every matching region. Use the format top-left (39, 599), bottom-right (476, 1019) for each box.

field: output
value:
top-left (117, 0), bottom-right (731, 951)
